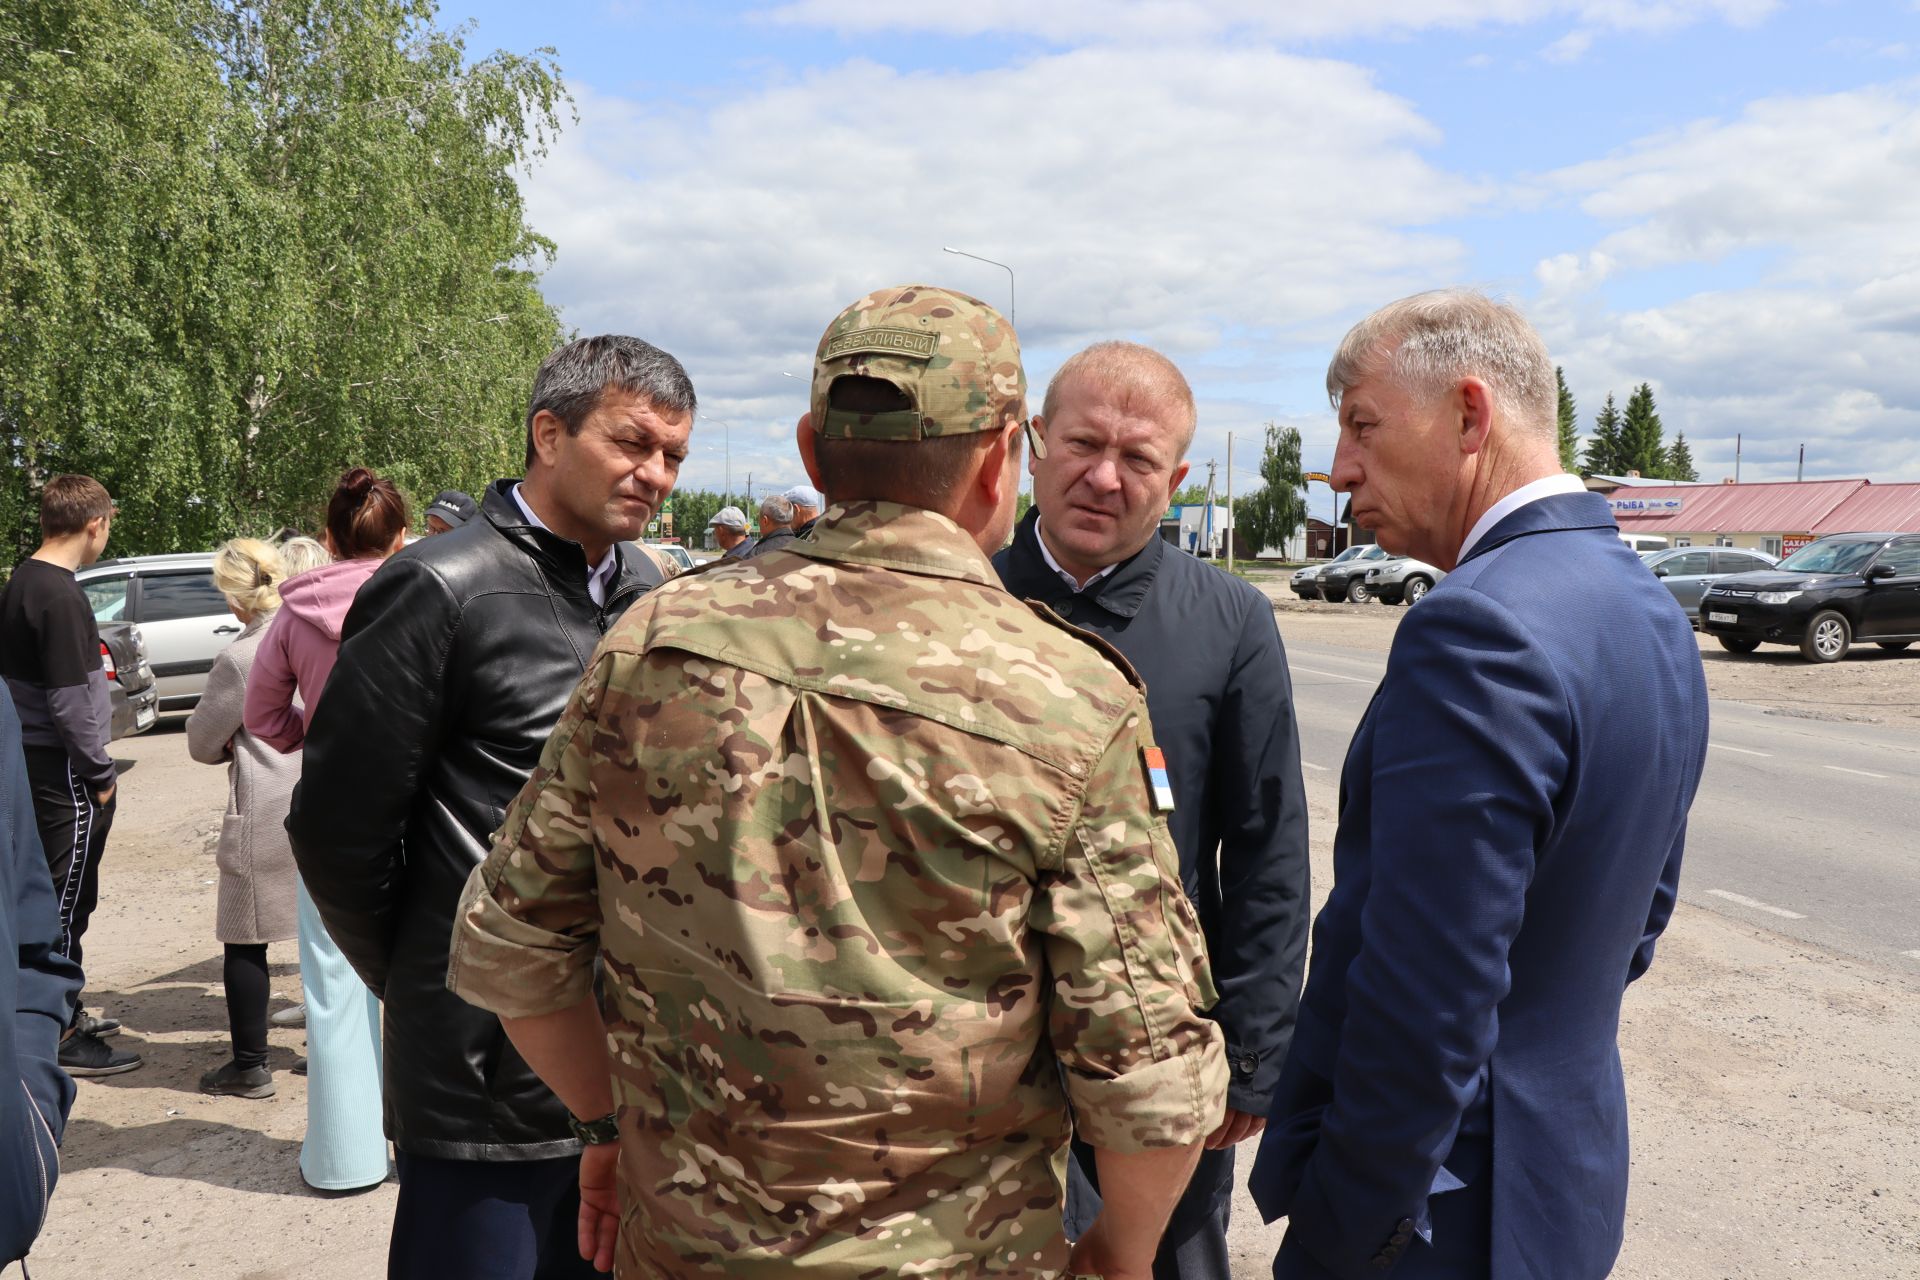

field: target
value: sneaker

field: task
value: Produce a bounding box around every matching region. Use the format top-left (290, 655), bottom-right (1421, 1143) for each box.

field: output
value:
top-left (269, 1003), bottom-right (306, 1028)
top-left (291, 1056), bottom-right (307, 1076)
top-left (199, 1061), bottom-right (274, 1099)
top-left (59, 1031), bottom-right (143, 1077)
top-left (74, 1010), bottom-right (122, 1038)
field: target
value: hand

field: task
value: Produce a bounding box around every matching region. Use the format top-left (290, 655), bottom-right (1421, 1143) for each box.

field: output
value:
top-left (1066, 1219), bottom-right (1152, 1280)
top-left (576, 1142), bottom-right (620, 1273)
top-left (93, 783), bottom-right (116, 807)
top-left (1205, 1107), bottom-right (1267, 1150)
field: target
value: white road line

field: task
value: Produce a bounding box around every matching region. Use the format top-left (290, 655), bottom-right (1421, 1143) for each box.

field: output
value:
top-left (1290, 665), bottom-right (1373, 684)
top-left (1302, 762), bottom-right (1330, 772)
top-left (1709, 742), bottom-right (1771, 757)
top-left (1706, 889), bottom-right (1806, 920)
top-left (1822, 765), bottom-right (1890, 780)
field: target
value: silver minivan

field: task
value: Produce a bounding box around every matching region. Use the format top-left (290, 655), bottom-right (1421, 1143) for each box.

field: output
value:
top-left (76, 553), bottom-right (235, 713)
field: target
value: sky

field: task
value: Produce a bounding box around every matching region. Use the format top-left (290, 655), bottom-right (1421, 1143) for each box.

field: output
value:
top-left (439, 0), bottom-right (1920, 499)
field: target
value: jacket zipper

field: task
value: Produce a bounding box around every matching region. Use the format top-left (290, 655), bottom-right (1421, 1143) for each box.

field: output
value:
top-left (21, 1080), bottom-right (57, 1236)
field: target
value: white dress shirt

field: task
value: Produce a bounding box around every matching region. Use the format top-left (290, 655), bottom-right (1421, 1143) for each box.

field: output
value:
top-left (1034, 516), bottom-right (1121, 593)
top-left (1457, 473), bottom-right (1589, 564)
top-left (511, 484), bottom-right (619, 606)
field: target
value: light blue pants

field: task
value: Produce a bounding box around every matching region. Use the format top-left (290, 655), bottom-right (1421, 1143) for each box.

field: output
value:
top-left (295, 879), bottom-right (388, 1190)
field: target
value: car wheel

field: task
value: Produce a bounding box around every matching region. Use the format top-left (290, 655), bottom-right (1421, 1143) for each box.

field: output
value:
top-left (1403, 576), bottom-right (1431, 606)
top-left (1799, 610), bottom-right (1851, 663)
top-left (1877, 641), bottom-right (1912, 652)
top-left (1716, 636), bottom-right (1761, 654)
top-left (1345, 579), bottom-right (1371, 604)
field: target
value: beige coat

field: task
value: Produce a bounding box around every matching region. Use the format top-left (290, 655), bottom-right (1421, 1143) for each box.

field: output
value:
top-left (185, 613), bottom-right (301, 944)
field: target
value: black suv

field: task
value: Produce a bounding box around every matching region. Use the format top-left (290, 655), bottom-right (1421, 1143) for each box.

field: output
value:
top-left (1698, 531), bottom-right (1920, 663)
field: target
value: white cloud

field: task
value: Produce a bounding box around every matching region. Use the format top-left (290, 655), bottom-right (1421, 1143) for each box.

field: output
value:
top-left (756, 0), bottom-right (1778, 44)
top-left (524, 46), bottom-right (1485, 491)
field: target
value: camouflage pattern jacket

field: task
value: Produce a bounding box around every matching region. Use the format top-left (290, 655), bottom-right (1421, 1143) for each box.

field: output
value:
top-left (451, 501), bottom-right (1229, 1277)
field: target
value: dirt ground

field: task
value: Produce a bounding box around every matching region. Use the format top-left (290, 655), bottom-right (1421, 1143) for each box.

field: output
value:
top-left (15, 603), bottom-right (1920, 1278)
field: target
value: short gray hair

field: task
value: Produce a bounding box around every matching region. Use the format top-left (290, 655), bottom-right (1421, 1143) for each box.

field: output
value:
top-left (759, 494), bottom-right (795, 525)
top-left (1326, 290), bottom-right (1556, 439)
top-left (277, 535), bottom-right (331, 579)
top-left (525, 335), bottom-right (697, 468)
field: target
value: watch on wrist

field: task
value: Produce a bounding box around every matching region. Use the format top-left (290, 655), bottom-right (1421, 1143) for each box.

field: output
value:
top-left (567, 1111), bottom-right (619, 1145)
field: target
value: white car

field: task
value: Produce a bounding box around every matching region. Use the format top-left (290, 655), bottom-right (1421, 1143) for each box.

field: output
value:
top-left (76, 553), bottom-right (234, 714)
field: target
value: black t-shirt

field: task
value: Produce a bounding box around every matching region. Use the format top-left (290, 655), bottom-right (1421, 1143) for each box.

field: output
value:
top-left (0, 558), bottom-right (114, 785)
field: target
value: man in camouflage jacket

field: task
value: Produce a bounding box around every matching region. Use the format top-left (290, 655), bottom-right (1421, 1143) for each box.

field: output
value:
top-left (450, 284), bottom-right (1229, 1278)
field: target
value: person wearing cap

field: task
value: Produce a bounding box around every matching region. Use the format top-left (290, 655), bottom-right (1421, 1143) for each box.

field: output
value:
top-left (995, 343), bottom-right (1310, 1280)
top-left (0, 474), bottom-right (140, 1078)
top-left (746, 493), bottom-right (797, 558)
top-left (706, 506), bottom-right (755, 559)
top-left (423, 489), bottom-right (479, 535)
top-left (450, 283), bottom-right (1228, 1278)
top-left (782, 484), bottom-right (825, 536)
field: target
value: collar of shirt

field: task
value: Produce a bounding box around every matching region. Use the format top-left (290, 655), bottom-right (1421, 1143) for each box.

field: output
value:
top-left (510, 483), bottom-right (619, 606)
top-left (790, 501), bottom-right (998, 586)
top-left (1457, 472), bottom-right (1590, 564)
top-left (1033, 516), bottom-right (1120, 593)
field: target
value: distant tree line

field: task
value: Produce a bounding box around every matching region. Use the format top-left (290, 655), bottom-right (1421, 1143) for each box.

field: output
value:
top-left (1, 0), bottom-right (570, 559)
top-left (1557, 368), bottom-right (1699, 482)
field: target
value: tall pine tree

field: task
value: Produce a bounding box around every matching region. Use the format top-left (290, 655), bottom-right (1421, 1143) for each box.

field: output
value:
top-left (1665, 433), bottom-right (1699, 482)
top-left (1583, 393), bottom-right (1624, 475)
top-left (1619, 383), bottom-right (1667, 478)
top-left (1556, 366), bottom-right (1579, 472)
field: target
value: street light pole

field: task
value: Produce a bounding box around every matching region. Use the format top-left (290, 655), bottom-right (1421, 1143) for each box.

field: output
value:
top-left (941, 246), bottom-right (1015, 327)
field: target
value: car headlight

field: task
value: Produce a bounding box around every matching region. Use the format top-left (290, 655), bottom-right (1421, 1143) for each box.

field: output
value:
top-left (1754, 590), bottom-right (1801, 604)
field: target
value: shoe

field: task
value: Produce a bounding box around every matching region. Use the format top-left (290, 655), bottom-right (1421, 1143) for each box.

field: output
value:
top-left (291, 1056), bottom-right (307, 1076)
top-left (199, 1061), bottom-right (275, 1099)
top-left (59, 1031), bottom-right (143, 1077)
top-left (74, 1009), bottom-right (121, 1038)
top-left (269, 1003), bottom-right (306, 1028)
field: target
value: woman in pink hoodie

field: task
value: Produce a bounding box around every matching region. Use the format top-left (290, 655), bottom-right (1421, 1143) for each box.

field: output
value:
top-left (244, 467), bottom-right (408, 1192)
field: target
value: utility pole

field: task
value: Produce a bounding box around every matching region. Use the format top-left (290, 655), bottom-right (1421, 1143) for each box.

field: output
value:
top-left (1203, 460), bottom-right (1217, 558)
top-left (1735, 433), bottom-right (1742, 483)
top-left (1797, 443), bottom-right (1805, 482)
top-left (1225, 432), bottom-right (1235, 573)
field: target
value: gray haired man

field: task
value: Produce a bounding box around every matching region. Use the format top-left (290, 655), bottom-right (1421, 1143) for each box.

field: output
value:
top-left (287, 334), bottom-right (694, 1280)
top-left (749, 494), bottom-right (799, 558)
top-left (708, 506), bottom-right (755, 560)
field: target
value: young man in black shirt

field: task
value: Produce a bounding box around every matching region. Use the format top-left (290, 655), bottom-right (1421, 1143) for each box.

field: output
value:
top-left (0, 475), bottom-right (140, 1076)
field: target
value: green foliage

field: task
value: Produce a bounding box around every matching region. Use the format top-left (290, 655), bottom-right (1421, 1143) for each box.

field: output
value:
top-left (0, 0), bottom-right (568, 559)
top-left (1555, 366), bottom-right (1579, 472)
top-left (1664, 432), bottom-right (1699, 483)
top-left (658, 489), bottom-right (757, 545)
top-left (1619, 383), bottom-right (1667, 478)
top-left (1233, 422), bottom-right (1305, 556)
top-left (1583, 393), bottom-right (1624, 475)
top-left (1170, 483), bottom-right (1211, 507)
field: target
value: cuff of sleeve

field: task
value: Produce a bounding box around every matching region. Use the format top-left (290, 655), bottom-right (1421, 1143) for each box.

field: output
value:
top-left (446, 868), bottom-right (597, 1019)
top-left (1065, 1026), bottom-right (1228, 1153)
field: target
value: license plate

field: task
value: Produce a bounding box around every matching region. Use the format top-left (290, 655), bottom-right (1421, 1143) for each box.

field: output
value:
top-left (1707, 611), bottom-right (1737, 624)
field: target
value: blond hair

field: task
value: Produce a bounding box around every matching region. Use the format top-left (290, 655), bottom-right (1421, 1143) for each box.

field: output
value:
top-left (1042, 341), bottom-right (1198, 458)
top-left (211, 539), bottom-right (287, 617)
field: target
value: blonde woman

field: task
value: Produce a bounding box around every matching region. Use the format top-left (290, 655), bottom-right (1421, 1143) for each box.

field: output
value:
top-left (185, 539), bottom-right (305, 1098)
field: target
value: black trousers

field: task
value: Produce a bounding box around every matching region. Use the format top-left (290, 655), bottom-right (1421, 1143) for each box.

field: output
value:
top-left (223, 943), bottom-right (271, 1070)
top-left (389, 1151), bottom-right (601, 1280)
top-left (23, 746), bottom-right (116, 1019)
top-left (1067, 1136), bottom-right (1236, 1280)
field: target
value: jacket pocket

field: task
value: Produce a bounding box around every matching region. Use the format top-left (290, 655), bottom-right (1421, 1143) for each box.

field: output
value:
top-left (213, 812), bottom-right (249, 879)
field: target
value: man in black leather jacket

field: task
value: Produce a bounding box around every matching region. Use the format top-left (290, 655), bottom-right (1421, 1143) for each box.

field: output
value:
top-left (286, 335), bottom-right (694, 1280)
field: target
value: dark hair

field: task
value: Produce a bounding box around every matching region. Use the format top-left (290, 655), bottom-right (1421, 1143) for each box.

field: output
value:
top-left (524, 335), bottom-right (697, 469)
top-left (811, 377), bottom-right (1015, 508)
top-left (325, 467), bottom-right (409, 560)
top-left (39, 474), bottom-right (114, 539)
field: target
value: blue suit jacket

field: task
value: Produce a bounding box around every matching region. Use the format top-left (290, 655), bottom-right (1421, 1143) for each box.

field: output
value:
top-left (1249, 492), bottom-right (1709, 1279)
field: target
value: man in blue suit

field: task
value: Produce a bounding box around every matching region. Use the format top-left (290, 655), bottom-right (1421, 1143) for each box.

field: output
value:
top-left (1250, 289), bottom-right (1709, 1279)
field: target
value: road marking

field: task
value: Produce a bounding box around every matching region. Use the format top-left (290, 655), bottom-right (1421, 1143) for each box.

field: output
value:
top-left (1709, 742), bottom-right (1771, 757)
top-left (1822, 765), bottom-right (1890, 780)
top-left (1706, 889), bottom-right (1806, 920)
top-left (1302, 762), bottom-right (1330, 772)
top-left (1290, 665), bottom-right (1373, 684)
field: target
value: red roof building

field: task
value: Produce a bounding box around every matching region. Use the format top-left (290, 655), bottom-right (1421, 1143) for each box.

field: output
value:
top-left (1603, 478), bottom-right (1920, 555)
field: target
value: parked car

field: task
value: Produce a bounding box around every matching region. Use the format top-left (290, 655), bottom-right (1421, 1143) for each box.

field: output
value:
top-left (99, 621), bottom-right (159, 740)
top-left (1290, 544), bottom-right (1373, 600)
top-left (1698, 531), bottom-right (1920, 663)
top-left (1618, 532), bottom-right (1670, 553)
top-left (1642, 545), bottom-right (1778, 623)
top-left (1364, 556), bottom-right (1446, 606)
top-left (76, 553), bottom-right (236, 713)
top-left (1319, 545), bottom-right (1396, 603)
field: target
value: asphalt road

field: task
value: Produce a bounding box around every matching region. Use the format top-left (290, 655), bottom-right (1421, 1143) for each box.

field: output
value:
top-left (1280, 636), bottom-right (1920, 972)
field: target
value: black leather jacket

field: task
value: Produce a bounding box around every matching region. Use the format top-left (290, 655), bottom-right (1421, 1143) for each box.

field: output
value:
top-left (286, 481), bottom-right (660, 1160)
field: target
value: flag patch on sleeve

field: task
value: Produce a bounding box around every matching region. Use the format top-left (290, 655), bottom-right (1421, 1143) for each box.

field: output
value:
top-left (1142, 746), bottom-right (1176, 813)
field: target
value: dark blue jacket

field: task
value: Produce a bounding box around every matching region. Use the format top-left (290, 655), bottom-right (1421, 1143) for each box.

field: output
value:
top-left (1249, 492), bottom-right (1708, 1279)
top-left (1, 683), bottom-right (82, 1265)
top-left (995, 510), bottom-right (1311, 1111)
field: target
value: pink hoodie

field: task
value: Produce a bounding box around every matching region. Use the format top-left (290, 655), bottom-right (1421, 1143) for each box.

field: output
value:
top-left (243, 556), bottom-right (386, 753)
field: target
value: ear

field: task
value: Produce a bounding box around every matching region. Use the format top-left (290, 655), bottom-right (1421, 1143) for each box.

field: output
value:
top-left (528, 408), bottom-right (567, 468)
top-left (796, 414), bottom-right (825, 491)
top-left (975, 423), bottom-right (1018, 512)
top-left (1458, 377), bottom-right (1495, 456)
top-left (1166, 458), bottom-right (1192, 500)
top-left (1026, 413), bottom-right (1047, 478)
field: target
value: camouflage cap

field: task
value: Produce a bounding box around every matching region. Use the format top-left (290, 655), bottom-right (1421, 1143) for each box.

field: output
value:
top-left (811, 283), bottom-right (1042, 456)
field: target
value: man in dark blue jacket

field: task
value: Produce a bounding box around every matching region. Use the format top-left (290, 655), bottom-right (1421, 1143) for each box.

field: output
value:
top-left (995, 341), bottom-right (1310, 1280)
top-left (1249, 290), bottom-right (1708, 1279)
top-left (2, 682), bottom-right (85, 1266)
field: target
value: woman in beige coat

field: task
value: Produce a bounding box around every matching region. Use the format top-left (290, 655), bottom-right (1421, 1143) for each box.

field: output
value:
top-left (185, 538), bottom-right (323, 1098)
